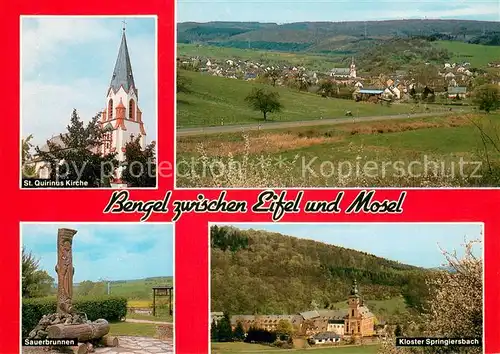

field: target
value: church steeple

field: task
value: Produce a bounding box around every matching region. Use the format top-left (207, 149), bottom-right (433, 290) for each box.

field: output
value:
top-left (109, 28), bottom-right (136, 94)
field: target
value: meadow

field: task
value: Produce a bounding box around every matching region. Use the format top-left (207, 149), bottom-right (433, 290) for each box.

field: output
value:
top-left (177, 113), bottom-right (500, 187)
top-left (177, 70), bottom-right (433, 128)
top-left (211, 342), bottom-right (380, 353)
top-left (433, 41), bottom-right (500, 67)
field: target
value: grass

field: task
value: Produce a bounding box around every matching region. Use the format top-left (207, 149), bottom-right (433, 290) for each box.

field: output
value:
top-left (211, 342), bottom-right (381, 353)
top-left (103, 276), bottom-right (173, 300)
top-left (126, 312), bottom-right (173, 322)
top-left (177, 113), bottom-right (500, 187)
top-left (108, 321), bottom-right (158, 337)
top-left (177, 70), bottom-right (433, 128)
top-left (433, 41), bottom-right (500, 67)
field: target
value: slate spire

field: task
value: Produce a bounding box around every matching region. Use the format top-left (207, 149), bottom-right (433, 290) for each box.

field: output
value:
top-left (109, 28), bottom-right (135, 93)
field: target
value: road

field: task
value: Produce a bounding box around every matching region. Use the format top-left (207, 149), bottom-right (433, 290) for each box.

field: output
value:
top-left (177, 110), bottom-right (463, 137)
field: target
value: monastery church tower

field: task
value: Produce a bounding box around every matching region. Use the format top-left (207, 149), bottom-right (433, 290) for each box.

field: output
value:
top-left (349, 57), bottom-right (357, 78)
top-left (100, 25), bottom-right (146, 186)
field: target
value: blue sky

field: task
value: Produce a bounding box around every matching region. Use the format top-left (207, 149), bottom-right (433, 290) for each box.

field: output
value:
top-left (177, 0), bottom-right (500, 22)
top-left (217, 223), bottom-right (483, 268)
top-left (21, 16), bottom-right (157, 147)
top-left (22, 223), bottom-right (173, 282)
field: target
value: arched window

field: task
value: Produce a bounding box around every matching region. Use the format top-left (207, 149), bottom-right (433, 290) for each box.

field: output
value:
top-left (108, 99), bottom-right (113, 120)
top-left (129, 99), bottom-right (135, 120)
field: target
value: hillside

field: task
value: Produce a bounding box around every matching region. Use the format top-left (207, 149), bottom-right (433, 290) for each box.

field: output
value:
top-left (210, 226), bottom-right (431, 316)
top-left (178, 20), bottom-right (500, 53)
top-left (176, 70), bottom-right (421, 128)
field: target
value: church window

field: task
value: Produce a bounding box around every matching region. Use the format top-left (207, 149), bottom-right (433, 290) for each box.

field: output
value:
top-left (129, 99), bottom-right (135, 120)
top-left (352, 310), bottom-right (354, 317)
top-left (108, 99), bottom-right (113, 119)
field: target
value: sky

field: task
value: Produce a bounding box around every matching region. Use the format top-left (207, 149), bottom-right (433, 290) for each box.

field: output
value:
top-left (22, 223), bottom-right (173, 282)
top-left (217, 223), bottom-right (483, 268)
top-left (21, 16), bottom-right (157, 147)
top-left (177, 0), bottom-right (500, 23)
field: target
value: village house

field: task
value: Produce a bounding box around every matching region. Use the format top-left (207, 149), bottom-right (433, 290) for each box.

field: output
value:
top-left (448, 86), bottom-right (467, 99)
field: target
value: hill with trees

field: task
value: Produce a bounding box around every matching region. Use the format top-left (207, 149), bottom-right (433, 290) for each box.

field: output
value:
top-left (210, 226), bottom-right (431, 316)
top-left (178, 20), bottom-right (500, 53)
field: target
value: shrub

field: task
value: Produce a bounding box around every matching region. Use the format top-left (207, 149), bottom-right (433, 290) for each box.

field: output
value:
top-left (22, 296), bottom-right (127, 337)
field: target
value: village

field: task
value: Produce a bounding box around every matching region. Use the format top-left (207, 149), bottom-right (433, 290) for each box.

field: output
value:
top-left (211, 280), bottom-right (388, 348)
top-left (177, 52), bottom-right (500, 103)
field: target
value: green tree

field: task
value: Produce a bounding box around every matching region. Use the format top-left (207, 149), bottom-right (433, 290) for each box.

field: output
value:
top-left (276, 319), bottom-right (294, 339)
top-left (473, 84), bottom-right (500, 113)
top-left (394, 324), bottom-right (402, 336)
top-left (35, 109), bottom-right (118, 187)
top-left (121, 136), bottom-right (157, 187)
top-left (21, 134), bottom-right (37, 178)
top-left (317, 80), bottom-right (337, 98)
top-left (245, 88), bottom-right (283, 121)
top-left (22, 247), bottom-right (54, 298)
top-left (218, 312), bottom-right (233, 342)
top-left (76, 280), bottom-right (96, 296)
top-left (233, 321), bottom-right (245, 341)
top-left (211, 319), bottom-right (219, 342)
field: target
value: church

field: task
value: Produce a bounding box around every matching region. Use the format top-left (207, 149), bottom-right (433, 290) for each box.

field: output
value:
top-left (32, 26), bottom-right (148, 188)
top-left (225, 280), bottom-right (375, 339)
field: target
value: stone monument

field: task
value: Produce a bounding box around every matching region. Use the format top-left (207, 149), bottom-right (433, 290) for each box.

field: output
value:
top-left (27, 228), bottom-right (118, 353)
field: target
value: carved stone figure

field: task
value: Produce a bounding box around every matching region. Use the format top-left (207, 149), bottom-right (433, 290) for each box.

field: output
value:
top-left (55, 228), bottom-right (77, 314)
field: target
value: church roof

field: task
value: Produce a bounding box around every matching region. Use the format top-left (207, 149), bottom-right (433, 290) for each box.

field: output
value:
top-left (109, 30), bottom-right (136, 93)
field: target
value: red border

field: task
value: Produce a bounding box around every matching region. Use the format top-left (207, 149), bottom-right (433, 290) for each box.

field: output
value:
top-left (1, 1), bottom-right (498, 354)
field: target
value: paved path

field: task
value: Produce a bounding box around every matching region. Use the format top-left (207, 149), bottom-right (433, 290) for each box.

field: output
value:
top-left (177, 111), bottom-right (465, 137)
top-left (94, 336), bottom-right (173, 354)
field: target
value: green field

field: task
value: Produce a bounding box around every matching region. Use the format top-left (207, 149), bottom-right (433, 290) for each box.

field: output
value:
top-left (434, 41), bottom-right (500, 67)
top-left (99, 276), bottom-right (173, 300)
top-left (211, 342), bottom-right (380, 353)
top-left (177, 71), bottom-right (431, 128)
top-left (108, 321), bottom-right (158, 337)
top-left (177, 44), bottom-right (343, 72)
top-left (177, 113), bottom-right (500, 187)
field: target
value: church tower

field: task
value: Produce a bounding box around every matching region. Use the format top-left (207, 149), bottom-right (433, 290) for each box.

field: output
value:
top-left (349, 57), bottom-right (357, 78)
top-left (346, 279), bottom-right (361, 336)
top-left (100, 25), bottom-right (147, 185)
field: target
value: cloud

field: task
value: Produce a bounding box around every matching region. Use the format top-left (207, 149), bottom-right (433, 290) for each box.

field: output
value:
top-left (21, 223), bottom-right (174, 282)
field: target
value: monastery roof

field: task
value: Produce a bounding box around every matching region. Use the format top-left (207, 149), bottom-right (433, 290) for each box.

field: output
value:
top-left (109, 30), bottom-right (136, 93)
top-left (313, 332), bottom-right (340, 340)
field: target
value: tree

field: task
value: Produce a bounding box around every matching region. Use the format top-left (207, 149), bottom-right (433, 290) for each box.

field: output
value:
top-left (76, 280), bottom-right (96, 296)
top-left (217, 312), bottom-right (233, 342)
top-left (121, 137), bottom-right (156, 187)
top-left (245, 88), bottom-right (283, 121)
top-left (276, 319), bottom-right (294, 340)
top-left (211, 319), bottom-right (219, 341)
top-left (264, 68), bottom-right (281, 87)
top-left (317, 80), bottom-right (337, 98)
top-left (233, 321), bottom-right (245, 341)
top-left (22, 247), bottom-right (54, 298)
top-left (394, 324), bottom-right (402, 336)
top-left (35, 109), bottom-right (118, 187)
top-left (21, 134), bottom-right (37, 178)
top-left (473, 84), bottom-right (500, 113)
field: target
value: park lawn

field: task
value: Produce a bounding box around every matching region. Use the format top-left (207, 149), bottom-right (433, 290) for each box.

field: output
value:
top-left (177, 70), bottom-right (428, 128)
top-left (126, 312), bottom-right (173, 322)
top-left (211, 342), bottom-right (380, 353)
top-left (433, 41), bottom-right (500, 68)
top-left (177, 113), bottom-right (500, 187)
top-left (108, 322), bottom-right (157, 337)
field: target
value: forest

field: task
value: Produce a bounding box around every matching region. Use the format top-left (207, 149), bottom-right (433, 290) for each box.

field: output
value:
top-left (210, 226), bottom-right (430, 316)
